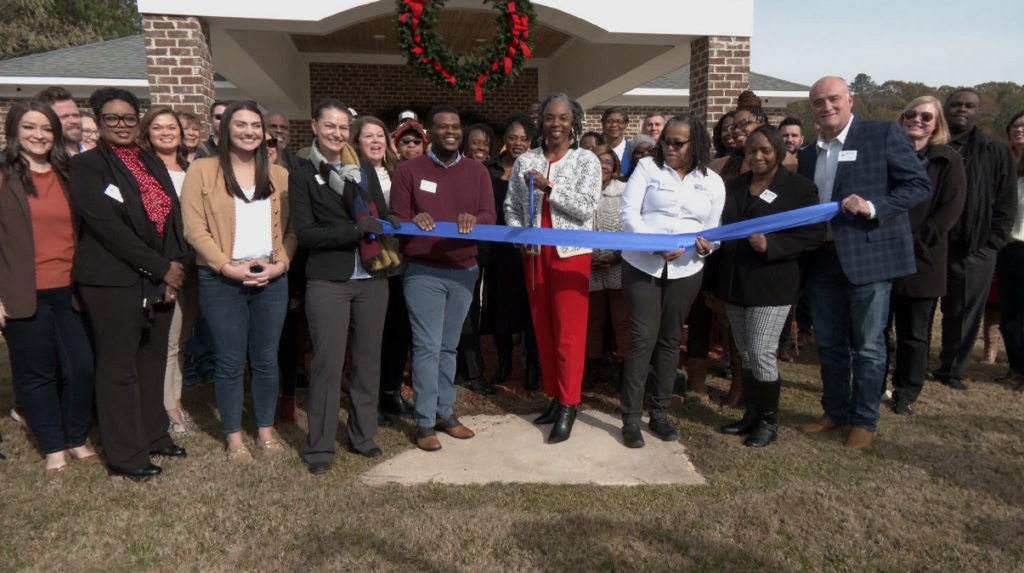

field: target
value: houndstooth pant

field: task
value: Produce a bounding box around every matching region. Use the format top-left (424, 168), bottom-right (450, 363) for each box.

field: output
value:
top-left (726, 304), bottom-right (792, 382)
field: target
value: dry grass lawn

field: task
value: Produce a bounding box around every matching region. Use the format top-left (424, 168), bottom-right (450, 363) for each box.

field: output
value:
top-left (1, 327), bottom-right (1022, 572)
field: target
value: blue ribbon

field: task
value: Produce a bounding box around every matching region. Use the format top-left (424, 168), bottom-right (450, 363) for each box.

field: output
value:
top-left (378, 202), bottom-right (841, 251)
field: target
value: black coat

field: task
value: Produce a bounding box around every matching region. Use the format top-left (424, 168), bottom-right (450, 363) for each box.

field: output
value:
top-left (288, 157), bottom-right (391, 282)
top-left (892, 144), bottom-right (967, 298)
top-left (68, 143), bottom-right (189, 305)
top-left (949, 127), bottom-right (1018, 255)
top-left (715, 168), bottom-right (826, 307)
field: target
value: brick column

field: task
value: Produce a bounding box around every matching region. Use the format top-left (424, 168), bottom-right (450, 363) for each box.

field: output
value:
top-left (143, 14), bottom-right (215, 137)
top-left (688, 36), bottom-right (750, 133)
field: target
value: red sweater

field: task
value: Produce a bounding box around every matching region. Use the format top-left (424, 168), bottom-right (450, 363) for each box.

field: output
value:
top-left (390, 154), bottom-right (496, 269)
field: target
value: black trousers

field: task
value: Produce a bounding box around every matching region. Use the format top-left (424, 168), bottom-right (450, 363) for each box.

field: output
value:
top-left (890, 295), bottom-right (937, 404)
top-left (686, 291), bottom-right (712, 359)
top-left (380, 275), bottom-right (412, 395)
top-left (621, 263), bottom-right (702, 424)
top-left (997, 242), bottom-right (1024, 373)
top-left (79, 283), bottom-right (174, 472)
top-left (456, 275), bottom-right (485, 380)
top-left (278, 297), bottom-right (307, 397)
top-left (937, 246), bottom-right (997, 382)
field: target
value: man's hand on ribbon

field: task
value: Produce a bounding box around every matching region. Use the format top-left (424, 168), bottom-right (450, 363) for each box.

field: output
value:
top-left (841, 194), bottom-right (872, 218)
top-left (412, 212), bottom-right (436, 231)
top-left (457, 213), bottom-right (477, 234)
top-left (748, 233), bottom-right (767, 253)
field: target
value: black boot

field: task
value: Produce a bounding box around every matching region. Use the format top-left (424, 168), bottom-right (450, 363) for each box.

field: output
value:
top-left (547, 404), bottom-right (577, 444)
top-left (524, 350), bottom-right (541, 392)
top-left (380, 391), bottom-right (415, 419)
top-left (581, 358), bottom-right (601, 390)
top-left (719, 369), bottom-right (759, 435)
top-left (490, 343), bottom-right (513, 385)
top-left (534, 399), bottom-right (559, 425)
top-left (744, 378), bottom-right (779, 448)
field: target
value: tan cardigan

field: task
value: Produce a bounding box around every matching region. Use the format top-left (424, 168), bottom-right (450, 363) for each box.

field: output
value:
top-left (180, 157), bottom-right (297, 273)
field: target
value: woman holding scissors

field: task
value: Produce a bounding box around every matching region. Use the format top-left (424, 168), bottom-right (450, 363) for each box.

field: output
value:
top-left (504, 93), bottom-right (602, 444)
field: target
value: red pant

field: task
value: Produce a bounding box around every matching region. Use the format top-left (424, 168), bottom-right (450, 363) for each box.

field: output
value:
top-left (523, 202), bottom-right (591, 406)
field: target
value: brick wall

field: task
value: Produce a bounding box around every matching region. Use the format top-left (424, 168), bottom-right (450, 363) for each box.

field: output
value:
top-left (143, 14), bottom-right (215, 137)
top-left (288, 119), bottom-right (314, 153)
top-left (688, 36), bottom-right (751, 133)
top-left (0, 97), bottom-right (151, 142)
top-left (582, 106), bottom-right (690, 139)
top-left (309, 63), bottom-right (538, 133)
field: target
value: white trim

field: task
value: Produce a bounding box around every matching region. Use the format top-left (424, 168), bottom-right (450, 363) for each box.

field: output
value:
top-left (625, 88), bottom-right (689, 97)
top-left (213, 80), bottom-right (237, 89)
top-left (0, 77), bottom-right (148, 87)
top-left (755, 90), bottom-right (809, 99)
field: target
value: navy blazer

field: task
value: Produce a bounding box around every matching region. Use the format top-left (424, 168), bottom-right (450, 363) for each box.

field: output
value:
top-left (797, 117), bottom-right (931, 285)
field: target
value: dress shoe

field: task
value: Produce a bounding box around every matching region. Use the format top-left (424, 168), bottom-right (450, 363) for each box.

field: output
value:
top-left (844, 427), bottom-right (878, 450)
top-left (456, 375), bottom-right (497, 395)
top-left (279, 395), bottom-right (298, 424)
top-left (939, 378), bottom-right (968, 391)
top-left (891, 398), bottom-right (914, 415)
top-left (346, 442), bottom-right (383, 459)
top-left (112, 463), bottom-right (162, 482)
top-left (622, 423), bottom-right (645, 448)
top-left (547, 405), bottom-right (577, 444)
top-left (415, 427), bottom-right (442, 451)
top-left (307, 461), bottom-right (330, 475)
top-left (743, 379), bottom-right (779, 448)
top-left (151, 445), bottom-right (187, 458)
top-left (797, 416), bottom-right (847, 435)
top-left (777, 347), bottom-right (796, 363)
top-left (435, 415), bottom-right (475, 439)
top-left (378, 411), bottom-right (394, 428)
top-left (720, 370), bottom-right (758, 435)
top-left (649, 417), bottom-right (679, 442)
top-left (380, 391), bottom-right (415, 419)
top-left (295, 374), bottom-right (310, 391)
top-left (490, 365), bottom-right (512, 386)
top-left (534, 399), bottom-right (560, 425)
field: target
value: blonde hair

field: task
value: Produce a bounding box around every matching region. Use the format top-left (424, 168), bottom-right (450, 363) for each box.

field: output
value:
top-left (899, 96), bottom-right (950, 146)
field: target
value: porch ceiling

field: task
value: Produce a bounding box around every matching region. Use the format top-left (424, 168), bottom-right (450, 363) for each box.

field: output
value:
top-left (290, 10), bottom-right (572, 58)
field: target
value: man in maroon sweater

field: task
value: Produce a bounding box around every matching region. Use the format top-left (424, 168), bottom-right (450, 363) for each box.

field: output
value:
top-left (389, 105), bottom-right (497, 451)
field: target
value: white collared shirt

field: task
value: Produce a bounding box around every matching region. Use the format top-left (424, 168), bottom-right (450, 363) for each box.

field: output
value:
top-left (619, 157), bottom-right (726, 279)
top-left (814, 114), bottom-right (855, 205)
top-left (612, 138), bottom-right (627, 163)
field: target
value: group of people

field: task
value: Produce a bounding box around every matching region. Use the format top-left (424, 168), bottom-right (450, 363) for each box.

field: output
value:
top-left (0, 75), bottom-right (1021, 478)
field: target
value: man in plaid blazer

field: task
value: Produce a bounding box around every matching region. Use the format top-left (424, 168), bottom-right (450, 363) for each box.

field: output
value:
top-left (795, 76), bottom-right (931, 450)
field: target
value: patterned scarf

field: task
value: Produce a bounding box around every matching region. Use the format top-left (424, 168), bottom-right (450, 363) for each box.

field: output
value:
top-left (110, 144), bottom-right (173, 236)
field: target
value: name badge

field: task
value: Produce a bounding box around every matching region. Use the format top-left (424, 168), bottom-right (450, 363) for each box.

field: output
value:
top-left (315, 174), bottom-right (326, 186)
top-left (420, 180), bottom-right (438, 193)
top-left (103, 184), bottom-right (124, 203)
top-left (760, 190), bottom-right (778, 204)
top-left (839, 150), bottom-right (858, 162)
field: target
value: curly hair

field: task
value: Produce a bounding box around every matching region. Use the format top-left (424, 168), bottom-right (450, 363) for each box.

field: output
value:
top-left (537, 92), bottom-right (585, 150)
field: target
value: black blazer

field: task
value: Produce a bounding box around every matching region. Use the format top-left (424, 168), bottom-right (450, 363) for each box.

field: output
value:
top-left (288, 158), bottom-right (391, 282)
top-left (68, 143), bottom-right (190, 291)
top-left (715, 168), bottom-right (826, 307)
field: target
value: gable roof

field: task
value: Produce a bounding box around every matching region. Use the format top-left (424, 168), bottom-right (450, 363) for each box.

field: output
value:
top-left (0, 35), bottom-right (226, 82)
top-left (641, 64), bottom-right (809, 92)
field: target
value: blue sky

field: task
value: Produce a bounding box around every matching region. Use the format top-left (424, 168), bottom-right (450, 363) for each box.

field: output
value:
top-left (751, 0), bottom-right (1019, 88)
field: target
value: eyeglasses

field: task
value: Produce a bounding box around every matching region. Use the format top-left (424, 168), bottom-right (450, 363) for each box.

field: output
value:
top-left (1008, 123), bottom-right (1024, 133)
top-left (400, 138), bottom-right (423, 146)
top-left (604, 119), bottom-right (627, 126)
top-left (599, 159), bottom-right (616, 168)
top-left (726, 119), bottom-right (758, 133)
top-left (82, 129), bottom-right (97, 137)
top-left (660, 139), bottom-right (691, 151)
top-left (100, 114), bottom-right (139, 128)
top-left (903, 110), bottom-right (935, 123)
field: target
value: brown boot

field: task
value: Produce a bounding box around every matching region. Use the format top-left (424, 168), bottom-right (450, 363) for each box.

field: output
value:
top-left (844, 427), bottom-right (879, 450)
top-left (721, 335), bottom-right (745, 409)
top-left (797, 416), bottom-right (847, 435)
top-left (686, 358), bottom-right (711, 404)
top-left (416, 427), bottom-right (442, 451)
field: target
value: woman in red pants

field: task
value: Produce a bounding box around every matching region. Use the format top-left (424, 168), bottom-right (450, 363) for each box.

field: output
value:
top-left (504, 93), bottom-right (602, 443)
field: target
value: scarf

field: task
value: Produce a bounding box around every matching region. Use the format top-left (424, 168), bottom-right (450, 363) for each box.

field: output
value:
top-left (307, 141), bottom-right (400, 274)
top-left (110, 144), bottom-right (173, 236)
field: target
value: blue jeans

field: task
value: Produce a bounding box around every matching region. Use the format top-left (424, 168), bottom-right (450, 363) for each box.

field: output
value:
top-left (804, 250), bottom-right (891, 432)
top-left (403, 263), bottom-right (478, 428)
top-left (198, 268), bottom-right (288, 434)
top-left (3, 288), bottom-right (95, 454)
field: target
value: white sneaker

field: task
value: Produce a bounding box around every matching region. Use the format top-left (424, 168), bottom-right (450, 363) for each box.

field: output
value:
top-left (10, 407), bottom-right (27, 428)
top-left (882, 389), bottom-right (893, 402)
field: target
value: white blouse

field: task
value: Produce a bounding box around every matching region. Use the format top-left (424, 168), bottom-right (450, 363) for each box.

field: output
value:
top-left (231, 186), bottom-right (273, 260)
top-left (168, 169), bottom-right (186, 197)
top-left (1012, 177), bottom-right (1024, 243)
top-left (376, 166), bottom-right (392, 206)
top-left (619, 157), bottom-right (725, 279)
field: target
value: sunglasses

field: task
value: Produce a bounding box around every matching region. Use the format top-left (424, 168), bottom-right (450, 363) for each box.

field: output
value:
top-left (100, 114), bottom-right (139, 128)
top-left (400, 138), bottom-right (423, 146)
top-left (903, 110), bottom-right (935, 123)
top-left (660, 139), bottom-right (690, 151)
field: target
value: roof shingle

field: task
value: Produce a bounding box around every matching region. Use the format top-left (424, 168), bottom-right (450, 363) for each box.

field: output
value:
top-left (640, 64), bottom-right (809, 92)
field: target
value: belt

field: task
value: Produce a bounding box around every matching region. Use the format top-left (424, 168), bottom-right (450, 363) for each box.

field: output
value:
top-left (230, 256), bottom-right (273, 266)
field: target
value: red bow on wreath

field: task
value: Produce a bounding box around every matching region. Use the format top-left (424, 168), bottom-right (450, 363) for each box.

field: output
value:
top-left (400, 0), bottom-right (426, 32)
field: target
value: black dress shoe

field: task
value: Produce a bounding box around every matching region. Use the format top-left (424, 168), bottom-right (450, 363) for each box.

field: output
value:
top-left (307, 461), bottom-right (330, 475)
top-left (457, 375), bottom-right (497, 395)
top-left (622, 423), bottom-right (645, 448)
top-left (649, 418), bottom-right (679, 442)
top-left (378, 410), bottom-right (394, 428)
top-left (547, 405), bottom-right (577, 444)
top-left (490, 365), bottom-right (512, 386)
top-left (380, 391), bottom-right (415, 419)
top-left (533, 399), bottom-right (559, 425)
top-left (940, 378), bottom-right (968, 391)
top-left (295, 374), bottom-right (310, 391)
top-left (347, 442), bottom-right (383, 459)
top-left (891, 399), bottom-right (914, 415)
top-left (112, 463), bottom-right (162, 482)
top-left (151, 445), bottom-right (187, 458)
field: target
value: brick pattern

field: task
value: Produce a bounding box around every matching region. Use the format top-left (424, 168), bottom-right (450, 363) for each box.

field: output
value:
top-left (143, 14), bottom-right (215, 138)
top-left (582, 106), bottom-right (690, 139)
top-left (688, 36), bottom-right (751, 132)
top-left (287, 119), bottom-right (314, 154)
top-left (309, 63), bottom-right (538, 132)
top-left (766, 108), bottom-right (786, 127)
top-left (0, 97), bottom-right (151, 142)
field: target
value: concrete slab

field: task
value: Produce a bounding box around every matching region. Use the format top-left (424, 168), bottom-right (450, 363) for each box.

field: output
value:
top-left (359, 411), bottom-right (706, 487)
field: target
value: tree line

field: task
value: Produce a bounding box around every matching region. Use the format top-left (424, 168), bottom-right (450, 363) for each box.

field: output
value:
top-left (784, 73), bottom-right (1024, 141)
top-left (0, 0), bottom-right (142, 59)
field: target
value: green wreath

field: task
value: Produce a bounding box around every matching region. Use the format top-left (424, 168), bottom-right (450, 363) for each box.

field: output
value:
top-left (395, 0), bottom-right (537, 101)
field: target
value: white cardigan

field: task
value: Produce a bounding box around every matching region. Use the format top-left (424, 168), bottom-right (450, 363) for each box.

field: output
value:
top-left (504, 147), bottom-right (602, 258)
top-left (590, 179), bottom-right (626, 291)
